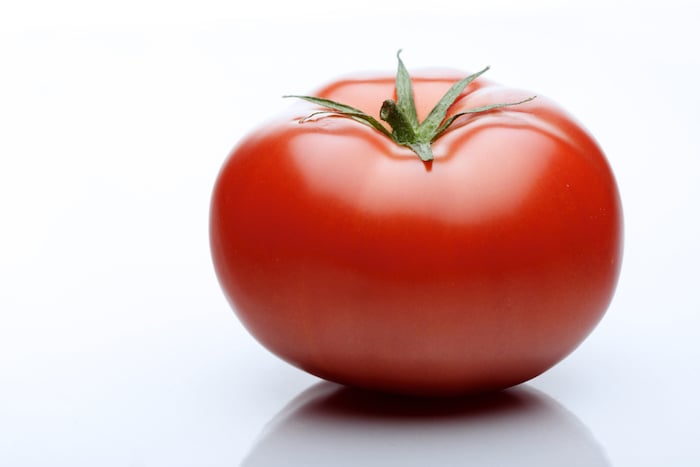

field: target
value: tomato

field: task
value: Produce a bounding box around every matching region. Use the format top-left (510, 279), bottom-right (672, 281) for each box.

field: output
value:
top-left (210, 54), bottom-right (623, 396)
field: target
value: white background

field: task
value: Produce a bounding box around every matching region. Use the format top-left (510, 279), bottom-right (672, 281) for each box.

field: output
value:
top-left (1, 1), bottom-right (698, 465)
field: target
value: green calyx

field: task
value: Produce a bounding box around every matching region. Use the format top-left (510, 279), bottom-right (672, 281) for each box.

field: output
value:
top-left (285, 51), bottom-right (535, 162)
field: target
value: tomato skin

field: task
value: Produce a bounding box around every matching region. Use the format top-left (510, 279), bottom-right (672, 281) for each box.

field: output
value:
top-left (210, 73), bottom-right (623, 396)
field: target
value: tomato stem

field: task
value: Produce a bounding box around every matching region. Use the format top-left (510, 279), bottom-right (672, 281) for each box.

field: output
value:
top-left (285, 51), bottom-right (535, 162)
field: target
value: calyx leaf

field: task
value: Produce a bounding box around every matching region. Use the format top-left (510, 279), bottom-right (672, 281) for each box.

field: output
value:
top-left (285, 52), bottom-right (536, 162)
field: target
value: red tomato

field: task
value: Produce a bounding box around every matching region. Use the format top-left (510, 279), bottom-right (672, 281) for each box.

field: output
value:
top-left (210, 59), bottom-right (623, 396)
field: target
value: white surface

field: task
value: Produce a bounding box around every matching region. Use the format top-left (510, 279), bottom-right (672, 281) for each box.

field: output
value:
top-left (1, 1), bottom-right (698, 465)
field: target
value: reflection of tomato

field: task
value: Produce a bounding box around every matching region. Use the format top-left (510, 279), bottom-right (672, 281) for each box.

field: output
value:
top-left (210, 57), bottom-right (623, 396)
top-left (242, 383), bottom-right (610, 466)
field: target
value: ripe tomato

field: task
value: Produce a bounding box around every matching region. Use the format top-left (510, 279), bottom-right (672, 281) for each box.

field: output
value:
top-left (210, 55), bottom-right (623, 396)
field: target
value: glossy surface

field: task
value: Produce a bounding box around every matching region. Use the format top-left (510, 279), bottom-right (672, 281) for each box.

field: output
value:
top-left (210, 73), bottom-right (623, 395)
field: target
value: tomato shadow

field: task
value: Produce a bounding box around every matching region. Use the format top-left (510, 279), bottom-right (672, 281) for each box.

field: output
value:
top-left (241, 382), bottom-right (611, 466)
